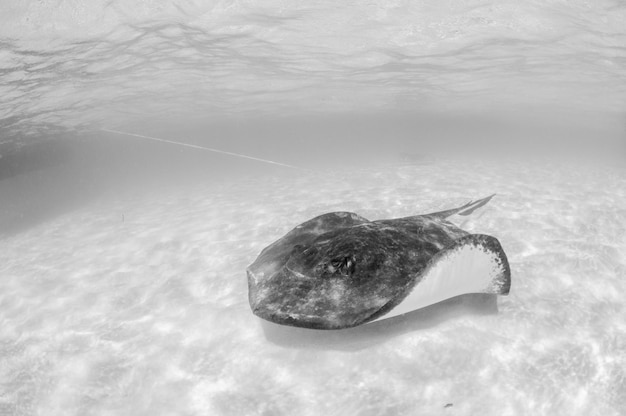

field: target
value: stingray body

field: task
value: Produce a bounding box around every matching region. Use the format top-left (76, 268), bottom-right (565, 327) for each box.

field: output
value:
top-left (247, 195), bottom-right (511, 330)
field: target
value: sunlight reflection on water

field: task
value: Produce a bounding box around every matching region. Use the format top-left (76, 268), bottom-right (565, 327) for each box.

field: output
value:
top-left (1, 0), bottom-right (625, 149)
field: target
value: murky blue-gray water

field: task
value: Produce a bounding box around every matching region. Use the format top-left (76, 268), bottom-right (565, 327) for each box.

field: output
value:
top-left (1, 1), bottom-right (626, 415)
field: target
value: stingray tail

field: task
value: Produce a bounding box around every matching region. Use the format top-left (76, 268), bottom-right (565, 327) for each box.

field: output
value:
top-left (428, 194), bottom-right (496, 219)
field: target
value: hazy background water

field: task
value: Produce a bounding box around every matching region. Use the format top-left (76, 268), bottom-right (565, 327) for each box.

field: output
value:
top-left (1, 0), bottom-right (625, 238)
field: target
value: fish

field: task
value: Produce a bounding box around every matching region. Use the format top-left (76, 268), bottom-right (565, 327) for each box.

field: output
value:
top-left (247, 194), bottom-right (511, 330)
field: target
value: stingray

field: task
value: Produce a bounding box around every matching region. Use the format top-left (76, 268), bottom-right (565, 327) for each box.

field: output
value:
top-left (247, 195), bottom-right (511, 330)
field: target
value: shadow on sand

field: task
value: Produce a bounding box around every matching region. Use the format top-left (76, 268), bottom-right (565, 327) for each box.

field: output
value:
top-left (259, 293), bottom-right (499, 351)
top-left (0, 163), bottom-right (102, 239)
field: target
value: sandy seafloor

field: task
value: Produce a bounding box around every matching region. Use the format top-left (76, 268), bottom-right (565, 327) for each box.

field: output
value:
top-left (1, 156), bottom-right (625, 416)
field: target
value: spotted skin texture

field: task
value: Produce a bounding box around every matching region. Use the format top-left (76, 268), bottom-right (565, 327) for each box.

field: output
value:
top-left (248, 203), bottom-right (509, 330)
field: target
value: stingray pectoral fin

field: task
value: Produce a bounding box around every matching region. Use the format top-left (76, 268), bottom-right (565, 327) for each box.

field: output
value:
top-left (371, 234), bottom-right (511, 323)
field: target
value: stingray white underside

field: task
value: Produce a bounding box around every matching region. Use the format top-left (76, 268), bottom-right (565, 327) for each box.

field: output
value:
top-left (371, 239), bottom-right (508, 323)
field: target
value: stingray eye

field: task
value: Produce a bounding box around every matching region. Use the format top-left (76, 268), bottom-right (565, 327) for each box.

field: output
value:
top-left (343, 256), bottom-right (356, 276)
top-left (329, 256), bottom-right (356, 276)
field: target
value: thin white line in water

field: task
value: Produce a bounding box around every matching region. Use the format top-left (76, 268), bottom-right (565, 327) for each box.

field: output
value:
top-left (101, 128), bottom-right (304, 170)
top-left (207, 239), bottom-right (259, 244)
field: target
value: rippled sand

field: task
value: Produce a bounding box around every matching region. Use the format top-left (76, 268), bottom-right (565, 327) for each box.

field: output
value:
top-left (1, 158), bottom-right (625, 415)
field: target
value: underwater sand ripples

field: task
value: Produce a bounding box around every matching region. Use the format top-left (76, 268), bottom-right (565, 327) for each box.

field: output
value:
top-left (1, 160), bottom-right (625, 415)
